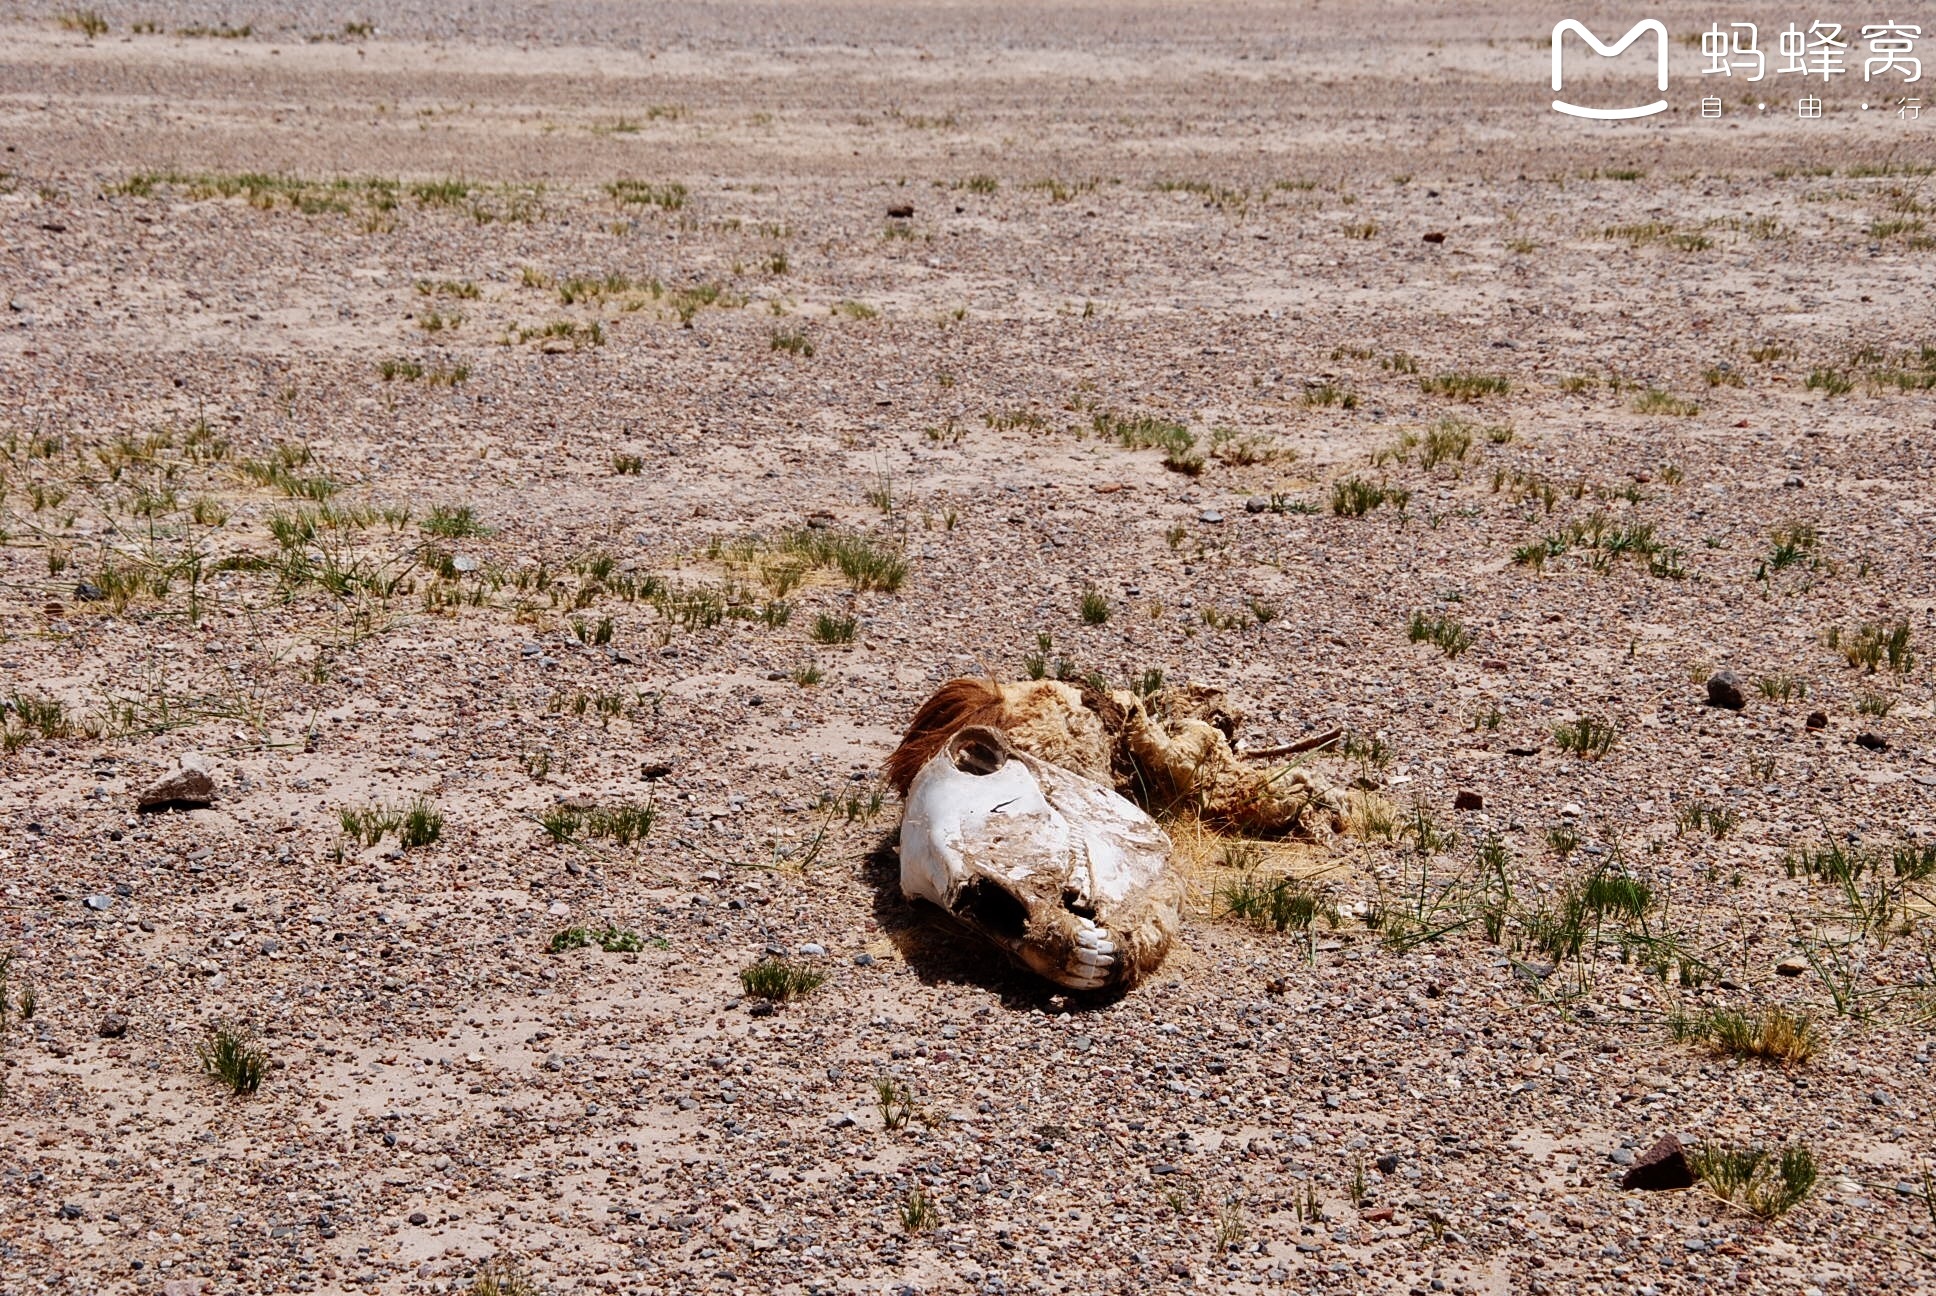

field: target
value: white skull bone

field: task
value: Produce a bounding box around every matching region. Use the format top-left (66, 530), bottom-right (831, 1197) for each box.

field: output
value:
top-left (899, 726), bottom-right (1181, 991)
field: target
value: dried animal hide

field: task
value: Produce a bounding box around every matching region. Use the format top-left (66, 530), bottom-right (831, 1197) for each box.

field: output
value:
top-left (886, 677), bottom-right (1340, 838)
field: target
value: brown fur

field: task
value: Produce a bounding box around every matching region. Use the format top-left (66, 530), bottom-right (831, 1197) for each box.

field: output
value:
top-left (884, 677), bottom-right (1008, 796)
top-left (886, 678), bottom-right (1112, 796)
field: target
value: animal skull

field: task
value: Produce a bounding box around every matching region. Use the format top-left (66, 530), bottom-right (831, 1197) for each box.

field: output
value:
top-left (898, 725), bottom-right (1181, 991)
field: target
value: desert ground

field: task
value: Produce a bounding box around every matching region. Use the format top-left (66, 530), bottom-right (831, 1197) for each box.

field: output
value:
top-left (2, 3), bottom-right (1934, 1293)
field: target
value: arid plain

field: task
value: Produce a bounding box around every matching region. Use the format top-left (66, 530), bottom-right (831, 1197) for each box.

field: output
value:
top-left (2, 3), bottom-right (1934, 1294)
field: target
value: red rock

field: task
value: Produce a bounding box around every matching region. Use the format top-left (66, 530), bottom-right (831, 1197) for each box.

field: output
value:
top-left (1453, 790), bottom-right (1484, 811)
top-left (1621, 1134), bottom-right (1695, 1191)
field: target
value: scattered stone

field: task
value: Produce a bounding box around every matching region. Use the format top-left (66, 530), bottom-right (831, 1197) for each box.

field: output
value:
top-left (99, 1012), bottom-right (129, 1038)
top-left (852, 953), bottom-right (875, 967)
top-left (1197, 509), bottom-right (1223, 524)
top-left (1244, 497), bottom-right (1268, 514)
top-left (1375, 1153), bottom-right (1400, 1175)
top-left (1421, 231), bottom-right (1446, 244)
top-left (886, 203), bottom-right (914, 219)
top-left (1620, 1134), bottom-right (1695, 1191)
top-left (58, 1202), bottom-right (84, 1219)
top-left (1805, 710), bottom-right (1828, 731)
top-left (408, 1211), bottom-right (429, 1226)
top-left (798, 942), bottom-right (826, 957)
top-left (137, 762), bottom-right (214, 812)
top-left (1452, 790), bottom-right (1484, 811)
top-left (84, 894), bottom-right (113, 911)
top-left (1776, 956), bottom-right (1808, 977)
top-left (1705, 670), bottom-right (1746, 711)
top-left (1855, 731), bottom-right (1889, 751)
top-left (73, 581), bottom-right (105, 602)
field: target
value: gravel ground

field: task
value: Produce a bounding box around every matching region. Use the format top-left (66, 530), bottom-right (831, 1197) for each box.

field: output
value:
top-left (1, 5), bottom-right (1933, 1294)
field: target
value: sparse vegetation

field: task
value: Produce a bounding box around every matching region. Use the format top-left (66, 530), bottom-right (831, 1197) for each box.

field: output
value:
top-left (1331, 477), bottom-right (1409, 518)
top-left (899, 1184), bottom-right (938, 1233)
top-left (1217, 873), bottom-right (1338, 935)
top-left (1420, 372), bottom-right (1509, 401)
top-left (1689, 1142), bottom-right (1817, 1220)
top-left (1406, 612), bottom-right (1475, 658)
top-left (1836, 620), bottom-right (1914, 674)
top-left (536, 802), bottom-right (654, 847)
top-left (59, 10), bottom-right (109, 38)
top-left (1633, 388), bottom-right (1699, 417)
top-left (1092, 411), bottom-right (1202, 475)
top-left (739, 959), bottom-right (825, 1002)
top-left (811, 613), bottom-right (858, 644)
top-left (548, 925), bottom-right (650, 953)
top-left (1553, 716), bottom-right (1617, 760)
top-left (468, 1260), bottom-right (543, 1296)
top-left (1669, 1005), bottom-right (1818, 1066)
top-left (198, 1025), bottom-right (268, 1095)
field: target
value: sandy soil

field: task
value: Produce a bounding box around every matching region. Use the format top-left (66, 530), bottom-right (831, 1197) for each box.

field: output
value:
top-left (2, 4), bottom-right (1934, 1294)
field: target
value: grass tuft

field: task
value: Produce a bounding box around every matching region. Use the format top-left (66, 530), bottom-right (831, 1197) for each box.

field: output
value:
top-left (1406, 611), bottom-right (1475, 658)
top-left (198, 1024), bottom-right (268, 1095)
top-left (1689, 1141), bottom-right (1817, 1220)
top-left (1668, 1005), bottom-right (1819, 1066)
top-left (1553, 716), bottom-right (1617, 760)
top-left (739, 959), bottom-right (825, 1002)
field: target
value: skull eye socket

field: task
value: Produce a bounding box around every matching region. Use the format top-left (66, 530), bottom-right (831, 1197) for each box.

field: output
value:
top-left (948, 731), bottom-right (1010, 777)
top-left (953, 877), bottom-right (1029, 940)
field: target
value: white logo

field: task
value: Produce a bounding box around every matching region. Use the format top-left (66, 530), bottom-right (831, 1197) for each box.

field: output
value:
top-left (1552, 19), bottom-right (1670, 119)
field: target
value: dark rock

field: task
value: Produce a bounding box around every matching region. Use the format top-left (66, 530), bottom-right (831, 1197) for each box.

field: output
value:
top-left (640, 761), bottom-right (673, 780)
top-left (1453, 790), bottom-right (1484, 812)
top-left (58, 1202), bottom-right (84, 1219)
top-left (1620, 1134), bottom-right (1695, 1191)
top-left (100, 1012), bottom-right (130, 1038)
top-left (137, 765), bottom-right (214, 812)
top-left (1421, 231), bottom-right (1446, 244)
top-left (1705, 671), bottom-right (1746, 711)
top-left (1245, 497), bottom-right (1267, 514)
top-left (1375, 1153), bottom-right (1400, 1175)
top-left (886, 204), bottom-right (914, 219)
top-left (852, 953), bottom-right (875, 967)
top-left (1805, 710), bottom-right (1828, 731)
top-left (1856, 732), bottom-right (1889, 751)
top-left (73, 581), bottom-right (104, 602)
top-left (407, 1211), bottom-right (428, 1226)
